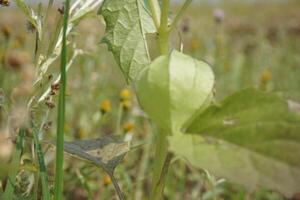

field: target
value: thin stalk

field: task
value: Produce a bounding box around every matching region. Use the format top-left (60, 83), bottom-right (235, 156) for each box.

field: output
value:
top-left (148, 0), bottom-right (160, 30)
top-left (31, 122), bottom-right (50, 200)
top-left (150, 131), bottom-right (169, 200)
top-left (108, 171), bottom-right (125, 200)
top-left (157, 0), bottom-right (170, 55)
top-left (134, 129), bottom-right (152, 200)
top-left (33, 170), bottom-right (39, 200)
top-left (2, 129), bottom-right (24, 200)
top-left (116, 104), bottom-right (123, 135)
top-left (35, 0), bottom-right (55, 64)
top-left (1, 37), bottom-right (9, 87)
top-left (149, 1), bottom-right (171, 199)
top-left (169, 0), bottom-right (193, 32)
top-left (54, 0), bottom-right (70, 199)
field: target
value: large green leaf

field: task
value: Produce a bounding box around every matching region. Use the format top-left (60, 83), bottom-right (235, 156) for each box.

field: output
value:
top-left (99, 0), bottom-right (156, 83)
top-left (169, 133), bottom-right (300, 197)
top-left (172, 89), bottom-right (300, 196)
top-left (187, 88), bottom-right (300, 168)
top-left (136, 50), bottom-right (214, 133)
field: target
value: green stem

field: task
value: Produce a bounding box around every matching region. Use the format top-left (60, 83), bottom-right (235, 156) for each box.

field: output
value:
top-left (116, 104), bottom-right (123, 135)
top-left (149, 1), bottom-right (172, 199)
top-left (150, 131), bottom-right (169, 200)
top-left (169, 0), bottom-right (193, 33)
top-left (54, 0), bottom-right (70, 199)
top-left (31, 122), bottom-right (50, 200)
top-left (2, 129), bottom-right (24, 200)
top-left (1, 37), bottom-right (9, 87)
top-left (148, 0), bottom-right (160, 30)
top-left (157, 0), bottom-right (170, 55)
top-left (134, 128), bottom-right (152, 200)
top-left (108, 171), bottom-right (125, 200)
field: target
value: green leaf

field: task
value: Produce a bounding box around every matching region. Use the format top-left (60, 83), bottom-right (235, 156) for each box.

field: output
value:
top-left (169, 133), bottom-right (300, 198)
top-left (136, 50), bottom-right (214, 133)
top-left (187, 88), bottom-right (300, 168)
top-left (52, 137), bottom-right (130, 173)
top-left (172, 88), bottom-right (300, 196)
top-left (99, 0), bottom-right (156, 83)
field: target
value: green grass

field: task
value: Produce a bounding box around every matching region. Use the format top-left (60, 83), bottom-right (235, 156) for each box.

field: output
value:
top-left (54, 0), bottom-right (70, 199)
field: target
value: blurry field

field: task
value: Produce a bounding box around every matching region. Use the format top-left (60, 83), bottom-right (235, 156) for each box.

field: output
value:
top-left (1, 1), bottom-right (300, 199)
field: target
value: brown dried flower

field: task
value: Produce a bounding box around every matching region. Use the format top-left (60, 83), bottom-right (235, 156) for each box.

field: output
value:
top-left (0, 0), bottom-right (10, 7)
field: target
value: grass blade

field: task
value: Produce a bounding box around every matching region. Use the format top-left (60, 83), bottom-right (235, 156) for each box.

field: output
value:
top-left (54, 0), bottom-right (70, 199)
top-left (31, 122), bottom-right (50, 200)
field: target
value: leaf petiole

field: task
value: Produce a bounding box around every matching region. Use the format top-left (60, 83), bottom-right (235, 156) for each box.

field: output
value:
top-left (169, 0), bottom-right (193, 32)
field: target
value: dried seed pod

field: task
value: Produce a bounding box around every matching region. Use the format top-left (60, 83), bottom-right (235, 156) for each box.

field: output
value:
top-left (51, 83), bottom-right (60, 91)
top-left (0, 0), bottom-right (10, 7)
top-left (45, 100), bottom-right (55, 109)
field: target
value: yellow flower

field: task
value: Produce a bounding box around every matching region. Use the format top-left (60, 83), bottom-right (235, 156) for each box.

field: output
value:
top-left (75, 128), bottom-right (87, 139)
top-left (100, 99), bottom-right (111, 114)
top-left (122, 122), bottom-right (135, 133)
top-left (260, 69), bottom-right (272, 85)
top-left (121, 100), bottom-right (131, 110)
top-left (190, 38), bottom-right (200, 52)
top-left (103, 174), bottom-right (111, 186)
top-left (120, 89), bottom-right (130, 100)
top-left (64, 123), bottom-right (71, 133)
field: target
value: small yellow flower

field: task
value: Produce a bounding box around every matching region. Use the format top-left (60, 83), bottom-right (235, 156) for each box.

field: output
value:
top-left (75, 128), bottom-right (87, 139)
top-left (190, 38), bottom-right (200, 52)
top-left (260, 69), bottom-right (272, 85)
top-left (120, 89), bottom-right (130, 100)
top-left (100, 99), bottom-right (111, 114)
top-left (1, 25), bottom-right (11, 37)
top-left (121, 100), bottom-right (131, 110)
top-left (103, 174), bottom-right (111, 186)
top-left (122, 122), bottom-right (135, 133)
top-left (64, 123), bottom-right (71, 133)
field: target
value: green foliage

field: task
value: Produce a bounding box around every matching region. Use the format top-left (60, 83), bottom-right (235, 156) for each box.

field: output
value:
top-left (187, 88), bottom-right (300, 168)
top-left (54, 0), bottom-right (70, 199)
top-left (136, 50), bottom-right (214, 133)
top-left (99, 0), bottom-right (156, 83)
top-left (31, 124), bottom-right (50, 200)
top-left (169, 89), bottom-right (300, 197)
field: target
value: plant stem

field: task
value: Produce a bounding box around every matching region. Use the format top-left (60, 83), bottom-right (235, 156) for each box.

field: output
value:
top-left (116, 104), bottom-right (123, 135)
top-left (150, 131), bottom-right (169, 200)
top-left (149, 1), bottom-right (172, 199)
top-left (54, 0), bottom-right (70, 199)
top-left (148, 0), bottom-right (160, 30)
top-left (169, 0), bottom-right (193, 32)
top-left (157, 0), bottom-right (170, 55)
top-left (134, 128), bottom-right (152, 200)
top-left (108, 171), bottom-right (125, 200)
top-left (31, 122), bottom-right (50, 200)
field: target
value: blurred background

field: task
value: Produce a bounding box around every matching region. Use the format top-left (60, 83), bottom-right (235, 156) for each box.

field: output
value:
top-left (1, 0), bottom-right (300, 199)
